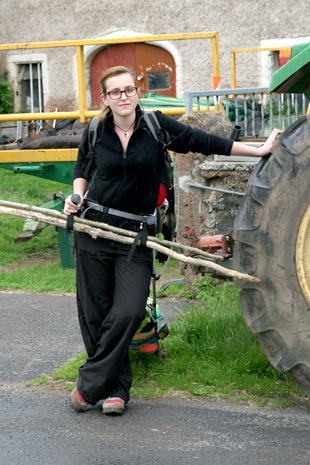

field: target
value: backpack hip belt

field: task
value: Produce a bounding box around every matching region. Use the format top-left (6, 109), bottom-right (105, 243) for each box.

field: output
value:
top-left (80, 198), bottom-right (157, 261)
top-left (80, 199), bottom-right (156, 227)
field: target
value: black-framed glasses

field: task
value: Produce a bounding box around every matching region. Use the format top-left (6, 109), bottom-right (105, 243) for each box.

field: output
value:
top-left (104, 87), bottom-right (138, 100)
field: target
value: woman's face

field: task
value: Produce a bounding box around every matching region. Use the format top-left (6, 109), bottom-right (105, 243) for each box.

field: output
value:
top-left (102, 73), bottom-right (138, 119)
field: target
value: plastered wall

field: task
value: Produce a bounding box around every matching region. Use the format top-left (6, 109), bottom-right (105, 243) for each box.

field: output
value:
top-left (0, 0), bottom-right (307, 111)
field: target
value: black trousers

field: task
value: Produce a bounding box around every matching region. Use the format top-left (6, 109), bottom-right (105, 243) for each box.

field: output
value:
top-left (75, 232), bottom-right (152, 405)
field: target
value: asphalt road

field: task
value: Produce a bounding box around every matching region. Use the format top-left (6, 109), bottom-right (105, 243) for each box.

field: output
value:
top-left (1, 292), bottom-right (310, 465)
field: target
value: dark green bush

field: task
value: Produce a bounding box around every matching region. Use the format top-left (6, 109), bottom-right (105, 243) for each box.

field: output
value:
top-left (0, 69), bottom-right (14, 114)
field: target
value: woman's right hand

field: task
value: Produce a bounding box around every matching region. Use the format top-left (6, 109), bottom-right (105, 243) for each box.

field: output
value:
top-left (64, 194), bottom-right (84, 216)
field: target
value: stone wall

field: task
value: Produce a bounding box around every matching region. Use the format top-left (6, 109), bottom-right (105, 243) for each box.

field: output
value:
top-left (173, 112), bottom-right (258, 287)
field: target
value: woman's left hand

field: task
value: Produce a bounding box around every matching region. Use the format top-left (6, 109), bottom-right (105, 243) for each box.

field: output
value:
top-left (258, 128), bottom-right (283, 157)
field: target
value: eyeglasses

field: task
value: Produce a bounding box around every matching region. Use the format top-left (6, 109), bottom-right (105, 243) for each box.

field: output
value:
top-left (104, 87), bottom-right (138, 100)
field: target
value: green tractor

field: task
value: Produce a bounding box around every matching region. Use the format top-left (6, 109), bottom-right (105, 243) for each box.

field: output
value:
top-left (233, 42), bottom-right (310, 397)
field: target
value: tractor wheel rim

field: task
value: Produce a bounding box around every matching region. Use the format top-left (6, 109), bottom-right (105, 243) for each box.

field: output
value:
top-left (296, 203), bottom-right (310, 307)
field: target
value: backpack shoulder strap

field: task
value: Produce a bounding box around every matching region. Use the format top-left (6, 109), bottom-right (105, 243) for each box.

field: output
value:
top-left (144, 111), bottom-right (172, 149)
top-left (144, 111), bottom-right (161, 143)
top-left (144, 111), bottom-right (175, 251)
top-left (144, 111), bottom-right (173, 193)
top-left (82, 115), bottom-right (99, 181)
top-left (88, 115), bottom-right (99, 149)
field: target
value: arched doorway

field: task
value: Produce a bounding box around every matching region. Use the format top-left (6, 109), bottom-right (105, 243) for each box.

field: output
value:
top-left (91, 43), bottom-right (176, 109)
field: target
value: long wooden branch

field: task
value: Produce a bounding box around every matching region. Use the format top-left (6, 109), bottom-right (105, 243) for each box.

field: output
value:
top-left (0, 200), bottom-right (223, 261)
top-left (0, 202), bottom-right (260, 283)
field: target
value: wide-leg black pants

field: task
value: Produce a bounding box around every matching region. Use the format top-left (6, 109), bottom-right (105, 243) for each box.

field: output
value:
top-left (75, 231), bottom-right (152, 405)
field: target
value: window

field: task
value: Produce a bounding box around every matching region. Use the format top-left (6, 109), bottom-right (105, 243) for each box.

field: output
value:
top-left (147, 71), bottom-right (170, 91)
top-left (8, 52), bottom-right (47, 114)
top-left (19, 63), bottom-right (44, 113)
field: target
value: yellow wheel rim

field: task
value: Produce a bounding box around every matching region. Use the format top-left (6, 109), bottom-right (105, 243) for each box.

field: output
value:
top-left (296, 203), bottom-right (310, 307)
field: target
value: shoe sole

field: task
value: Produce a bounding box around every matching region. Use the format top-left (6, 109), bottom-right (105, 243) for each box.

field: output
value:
top-left (71, 402), bottom-right (89, 412)
top-left (102, 407), bottom-right (124, 415)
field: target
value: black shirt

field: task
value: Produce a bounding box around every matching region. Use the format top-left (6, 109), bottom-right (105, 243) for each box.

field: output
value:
top-left (73, 109), bottom-right (233, 226)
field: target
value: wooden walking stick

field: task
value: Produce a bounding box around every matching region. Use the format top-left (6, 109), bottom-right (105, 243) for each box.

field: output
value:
top-left (0, 200), bottom-right (260, 283)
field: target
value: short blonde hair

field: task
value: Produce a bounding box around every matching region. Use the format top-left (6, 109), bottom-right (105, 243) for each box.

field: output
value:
top-left (98, 66), bottom-right (137, 122)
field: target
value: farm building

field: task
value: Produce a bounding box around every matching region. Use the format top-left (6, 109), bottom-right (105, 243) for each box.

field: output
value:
top-left (0, 0), bottom-right (308, 113)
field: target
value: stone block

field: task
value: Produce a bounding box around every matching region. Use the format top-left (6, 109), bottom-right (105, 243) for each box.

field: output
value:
top-left (173, 112), bottom-right (257, 288)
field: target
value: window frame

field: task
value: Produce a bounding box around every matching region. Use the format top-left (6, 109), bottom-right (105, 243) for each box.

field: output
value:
top-left (8, 52), bottom-right (47, 113)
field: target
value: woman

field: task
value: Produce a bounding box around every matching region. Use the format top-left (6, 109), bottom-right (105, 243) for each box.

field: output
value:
top-left (64, 66), bottom-right (282, 415)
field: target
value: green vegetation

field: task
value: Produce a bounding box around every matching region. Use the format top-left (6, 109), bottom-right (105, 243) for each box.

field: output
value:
top-left (263, 94), bottom-right (305, 117)
top-left (0, 70), bottom-right (14, 114)
top-left (33, 276), bottom-right (305, 408)
top-left (0, 168), bottom-right (76, 291)
top-left (1, 167), bottom-right (307, 407)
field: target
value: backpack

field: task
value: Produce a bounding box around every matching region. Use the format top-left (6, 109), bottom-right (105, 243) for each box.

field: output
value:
top-left (129, 297), bottom-right (169, 353)
top-left (82, 111), bottom-right (173, 207)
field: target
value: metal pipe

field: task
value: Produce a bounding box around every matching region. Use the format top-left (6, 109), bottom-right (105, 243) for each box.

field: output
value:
top-left (38, 63), bottom-right (42, 113)
top-left (229, 124), bottom-right (242, 141)
top-left (294, 94), bottom-right (300, 121)
top-left (29, 64), bottom-right (34, 114)
top-left (76, 45), bottom-right (87, 123)
top-left (187, 182), bottom-right (245, 196)
top-left (270, 93), bottom-right (274, 131)
top-left (231, 51), bottom-right (236, 89)
top-left (252, 93), bottom-right (255, 135)
top-left (243, 94), bottom-right (248, 137)
top-left (0, 32), bottom-right (219, 51)
top-left (261, 92), bottom-right (265, 136)
top-left (286, 93), bottom-right (290, 128)
top-left (302, 94), bottom-right (307, 115)
top-left (234, 95), bottom-right (239, 124)
top-left (211, 32), bottom-right (221, 91)
top-left (278, 94), bottom-right (282, 128)
top-left (0, 105), bottom-right (217, 123)
top-left (225, 95), bottom-right (229, 118)
top-left (13, 165), bottom-right (42, 174)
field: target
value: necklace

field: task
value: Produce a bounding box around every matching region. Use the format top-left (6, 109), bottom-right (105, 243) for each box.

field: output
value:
top-left (114, 121), bottom-right (135, 137)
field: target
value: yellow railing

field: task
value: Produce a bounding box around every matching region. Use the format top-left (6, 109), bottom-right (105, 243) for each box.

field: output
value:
top-left (231, 47), bottom-right (284, 89)
top-left (0, 32), bottom-right (220, 123)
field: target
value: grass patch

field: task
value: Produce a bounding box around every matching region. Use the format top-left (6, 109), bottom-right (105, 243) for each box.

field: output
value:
top-left (0, 167), bottom-right (69, 203)
top-left (1, 168), bottom-right (308, 407)
top-left (0, 168), bottom-right (70, 267)
top-left (0, 260), bottom-right (76, 293)
top-left (0, 168), bottom-right (185, 294)
top-left (41, 277), bottom-right (307, 408)
top-left (0, 214), bottom-right (61, 267)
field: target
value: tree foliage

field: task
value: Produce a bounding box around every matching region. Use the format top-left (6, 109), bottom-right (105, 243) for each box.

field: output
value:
top-left (0, 70), bottom-right (14, 114)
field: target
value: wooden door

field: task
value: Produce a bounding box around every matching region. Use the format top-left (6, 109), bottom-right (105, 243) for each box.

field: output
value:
top-left (134, 43), bottom-right (176, 98)
top-left (91, 43), bottom-right (136, 110)
top-left (91, 43), bottom-right (176, 109)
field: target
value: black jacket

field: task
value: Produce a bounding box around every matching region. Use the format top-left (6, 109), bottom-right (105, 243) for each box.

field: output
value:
top-left (73, 109), bottom-right (233, 228)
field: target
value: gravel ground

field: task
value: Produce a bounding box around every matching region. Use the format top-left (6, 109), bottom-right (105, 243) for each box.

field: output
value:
top-left (1, 292), bottom-right (310, 465)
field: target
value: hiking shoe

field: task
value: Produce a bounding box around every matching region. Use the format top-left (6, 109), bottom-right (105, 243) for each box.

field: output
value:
top-left (102, 397), bottom-right (125, 415)
top-left (71, 387), bottom-right (89, 412)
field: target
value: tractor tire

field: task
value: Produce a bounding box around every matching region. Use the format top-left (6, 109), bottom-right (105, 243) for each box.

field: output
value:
top-left (233, 115), bottom-right (310, 397)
